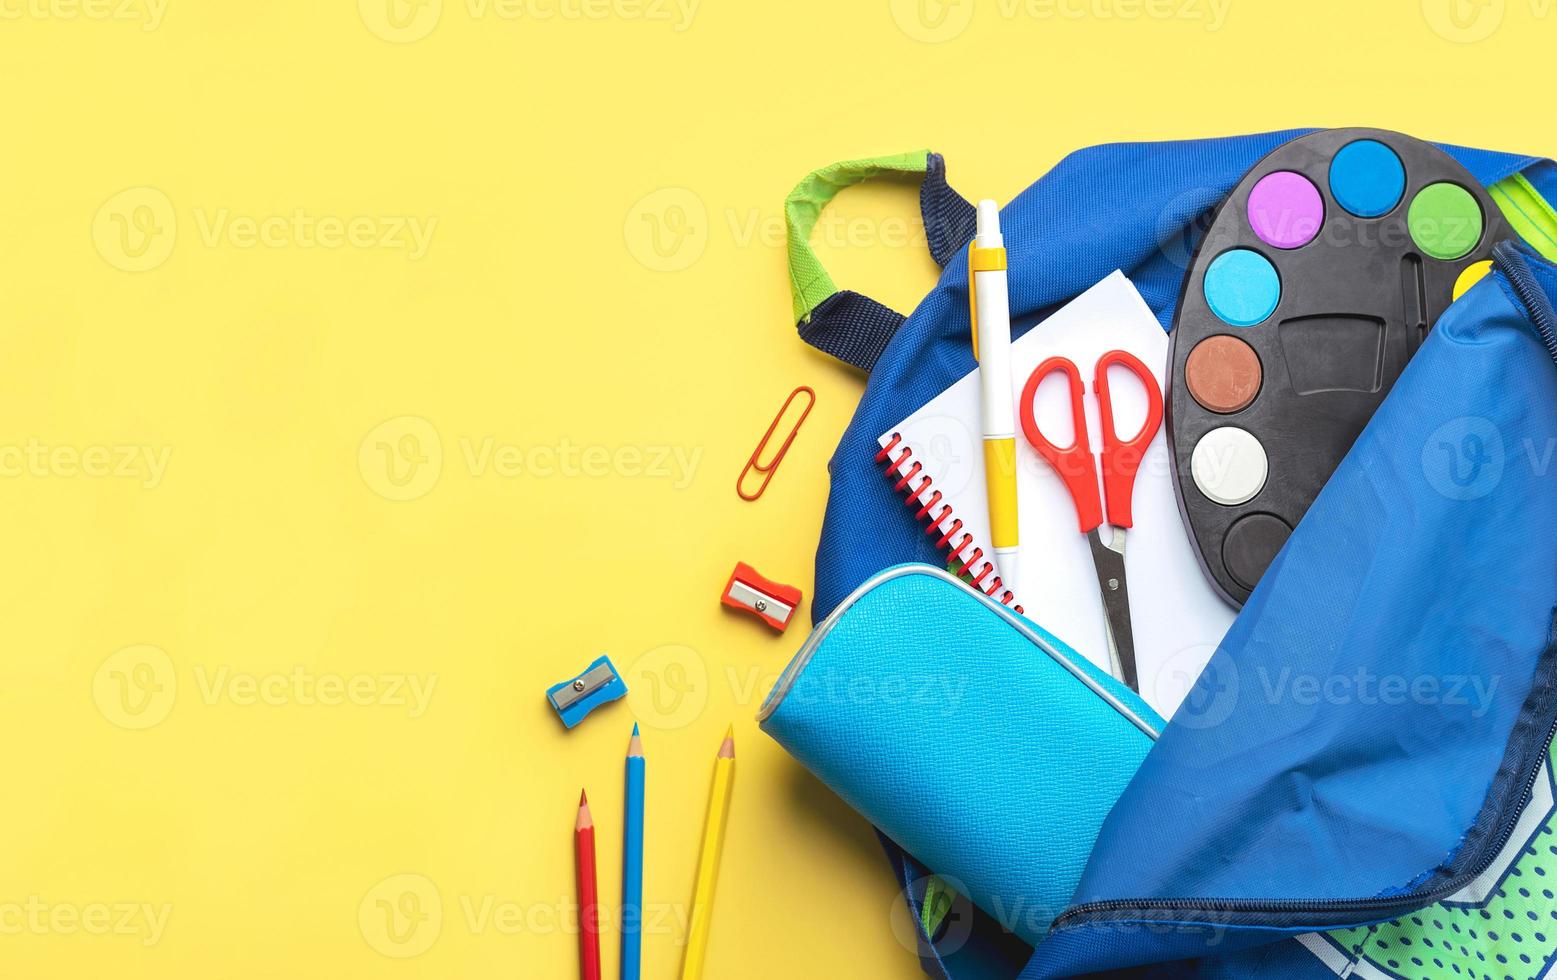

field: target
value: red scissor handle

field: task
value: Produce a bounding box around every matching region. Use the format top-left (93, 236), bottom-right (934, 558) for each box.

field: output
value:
top-left (1019, 356), bottom-right (1104, 534)
top-left (1094, 349), bottom-right (1164, 529)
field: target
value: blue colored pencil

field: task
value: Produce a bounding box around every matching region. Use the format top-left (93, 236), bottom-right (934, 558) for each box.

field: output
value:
top-left (622, 724), bottom-right (645, 980)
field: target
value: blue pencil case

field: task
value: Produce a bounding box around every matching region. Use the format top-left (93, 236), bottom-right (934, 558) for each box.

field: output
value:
top-left (758, 563), bottom-right (1163, 947)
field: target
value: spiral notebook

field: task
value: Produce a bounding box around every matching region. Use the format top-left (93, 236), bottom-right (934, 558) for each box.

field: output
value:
top-left (876, 272), bottom-right (1236, 718)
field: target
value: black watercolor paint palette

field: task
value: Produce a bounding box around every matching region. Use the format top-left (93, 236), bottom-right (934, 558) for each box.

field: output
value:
top-left (1166, 127), bottom-right (1514, 606)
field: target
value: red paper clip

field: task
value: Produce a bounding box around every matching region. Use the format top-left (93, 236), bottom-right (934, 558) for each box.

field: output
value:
top-left (737, 386), bottom-right (815, 502)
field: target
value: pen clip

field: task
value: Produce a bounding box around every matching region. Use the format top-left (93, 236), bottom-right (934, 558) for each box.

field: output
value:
top-left (968, 244), bottom-right (1008, 363)
top-left (968, 246), bottom-right (980, 362)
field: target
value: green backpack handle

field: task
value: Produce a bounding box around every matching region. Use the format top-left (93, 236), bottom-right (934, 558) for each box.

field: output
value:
top-left (784, 150), bottom-right (976, 372)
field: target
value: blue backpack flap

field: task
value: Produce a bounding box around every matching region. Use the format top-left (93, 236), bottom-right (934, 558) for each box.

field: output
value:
top-left (1016, 242), bottom-right (1557, 978)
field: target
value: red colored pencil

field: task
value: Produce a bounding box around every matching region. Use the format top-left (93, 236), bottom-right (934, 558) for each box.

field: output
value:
top-left (575, 790), bottom-right (601, 980)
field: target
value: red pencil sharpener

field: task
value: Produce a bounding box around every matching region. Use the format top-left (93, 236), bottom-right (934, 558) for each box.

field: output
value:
top-left (721, 562), bottom-right (803, 633)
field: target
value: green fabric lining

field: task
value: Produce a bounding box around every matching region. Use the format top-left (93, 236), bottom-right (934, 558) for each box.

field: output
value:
top-left (1492, 173), bottom-right (1557, 263)
top-left (920, 875), bottom-right (955, 939)
top-left (785, 150), bottom-right (931, 323)
top-left (1316, 734), bottom-right (1557, 978)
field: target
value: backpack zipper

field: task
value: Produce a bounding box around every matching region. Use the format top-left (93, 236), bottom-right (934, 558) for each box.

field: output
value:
top-left (1495, 239), bottom-right (1557, 364)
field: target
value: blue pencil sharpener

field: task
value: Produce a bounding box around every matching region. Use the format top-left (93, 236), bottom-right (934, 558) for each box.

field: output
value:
top-left (547, 655), bottom-right (628, 729)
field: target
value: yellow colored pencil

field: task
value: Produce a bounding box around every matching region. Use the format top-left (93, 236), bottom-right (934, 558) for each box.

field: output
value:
top-left (679, 725), bottom-right (735, 980)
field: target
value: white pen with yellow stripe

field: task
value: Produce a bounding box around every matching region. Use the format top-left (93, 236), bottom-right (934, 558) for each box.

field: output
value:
top-left (969, 199), bottom-right (1020, 601)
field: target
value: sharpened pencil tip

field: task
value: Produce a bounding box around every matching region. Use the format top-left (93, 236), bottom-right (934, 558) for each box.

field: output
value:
top-left (580, 789), bottom-right (588, 806)
top-left (576, 794), bottom-right (593, 830)
top-left (718, 726), bottom-right (735, 759)
top-left (628, 726), bottom-right (643, 758)
top-left (632, 722), bottom-right (639, 736)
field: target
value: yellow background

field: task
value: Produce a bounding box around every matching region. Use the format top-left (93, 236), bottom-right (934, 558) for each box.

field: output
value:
top-left (0, 0), bottom-right (1549, 976)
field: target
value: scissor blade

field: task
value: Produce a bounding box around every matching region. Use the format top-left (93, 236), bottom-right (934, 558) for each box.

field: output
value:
top-left (1087, 528), bottom-right (1139, 693)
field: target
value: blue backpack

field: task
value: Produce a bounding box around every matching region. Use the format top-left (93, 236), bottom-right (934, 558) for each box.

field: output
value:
top-left (781, 132), bottom-right (1557, 979)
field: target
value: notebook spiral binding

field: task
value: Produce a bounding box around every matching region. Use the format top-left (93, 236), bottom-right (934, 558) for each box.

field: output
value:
top-left (875, 434), bottom-right (1022, 613)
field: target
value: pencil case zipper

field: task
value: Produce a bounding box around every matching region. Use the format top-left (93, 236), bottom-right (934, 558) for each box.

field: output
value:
top-left (757, 562), bottom-right (1159, 739)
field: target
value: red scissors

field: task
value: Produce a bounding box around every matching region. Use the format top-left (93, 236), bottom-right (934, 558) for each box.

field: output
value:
top-left (1019, 349), bottom-right (1164, 693)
